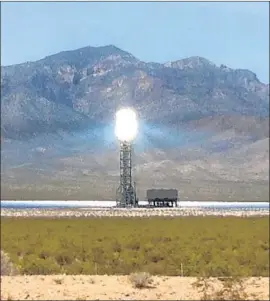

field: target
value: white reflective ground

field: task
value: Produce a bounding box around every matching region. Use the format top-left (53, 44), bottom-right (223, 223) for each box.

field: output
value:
top-left (1, 200), bottom-right (269, 209)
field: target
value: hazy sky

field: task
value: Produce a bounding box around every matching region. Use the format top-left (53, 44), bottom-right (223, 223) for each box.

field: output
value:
top-left (1, 1), bottom-right (269, 83)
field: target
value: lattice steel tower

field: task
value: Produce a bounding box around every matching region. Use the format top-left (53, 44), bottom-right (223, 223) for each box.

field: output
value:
top-left (116, 141), bottom-right (137, 207)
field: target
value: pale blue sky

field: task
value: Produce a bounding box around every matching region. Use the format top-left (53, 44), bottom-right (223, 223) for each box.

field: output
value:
top-left (1, 1), bottom-right (269, 83)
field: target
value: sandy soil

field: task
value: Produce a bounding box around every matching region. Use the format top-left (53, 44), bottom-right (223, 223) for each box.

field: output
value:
top-left (1, 275), bottom-right (269, 300)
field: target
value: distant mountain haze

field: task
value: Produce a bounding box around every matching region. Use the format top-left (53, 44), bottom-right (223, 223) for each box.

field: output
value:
top-left (1, 45), bottom-right (269, 201)
top-left (1, 45), bottom-right (269, 139)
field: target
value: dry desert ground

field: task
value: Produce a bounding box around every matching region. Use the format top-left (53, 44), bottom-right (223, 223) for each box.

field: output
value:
top-left (1, 275), bottom-right (269, 300)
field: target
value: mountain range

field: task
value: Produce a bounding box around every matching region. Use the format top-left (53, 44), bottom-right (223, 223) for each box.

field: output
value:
top-left (1, 45), bottom-right (269, 201)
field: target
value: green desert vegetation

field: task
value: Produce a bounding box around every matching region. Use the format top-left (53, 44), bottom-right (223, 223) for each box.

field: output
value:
top-left (1, 217), bottom-right (269, 277)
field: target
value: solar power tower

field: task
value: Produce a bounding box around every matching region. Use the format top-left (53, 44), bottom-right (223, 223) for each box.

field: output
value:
top-left (114, 108), bottom-right (138, 207)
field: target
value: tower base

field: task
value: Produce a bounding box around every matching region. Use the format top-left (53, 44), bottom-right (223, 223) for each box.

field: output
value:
top-left (116, 184), bottom-right (138, 208)
top-left (116, 141), bottom-right (138, 208)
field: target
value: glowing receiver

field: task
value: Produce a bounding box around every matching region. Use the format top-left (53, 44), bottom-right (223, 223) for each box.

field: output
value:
top-left (115, 108), bottom-right (138, 142)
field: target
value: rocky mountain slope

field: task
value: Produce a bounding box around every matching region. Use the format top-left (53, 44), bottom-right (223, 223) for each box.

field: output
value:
top-left (1, 45), bottom-right (269, 200)
top-left (1, 45), bottom-right (269, 138)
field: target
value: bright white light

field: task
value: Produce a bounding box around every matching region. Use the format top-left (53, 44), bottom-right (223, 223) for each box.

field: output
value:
top-left (115, 108), bottom-right (138, 142)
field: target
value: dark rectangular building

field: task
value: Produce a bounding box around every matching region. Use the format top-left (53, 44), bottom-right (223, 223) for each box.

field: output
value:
top-left (146, 189), bottom-right (178, 207)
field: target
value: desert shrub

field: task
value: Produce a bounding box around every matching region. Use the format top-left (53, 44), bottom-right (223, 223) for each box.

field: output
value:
top-left (127, 240), bottom-right (141, 251)
top-left (1, 250), bottom-right (19, 276)
top-left (111, 241), bottom-right (122, 253)
top-left (53, 277), bottom-right (64, 284)
top-left (146, 251), bottom-right (165, 263)
top-left (129, 272), bottom-right (153, 288)
top-left (20, 255), bottom-right (61, 275)
top-left (192, 276), bottom-right (258, 300)
top-left (55, 252), bottom-right (74, 266)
